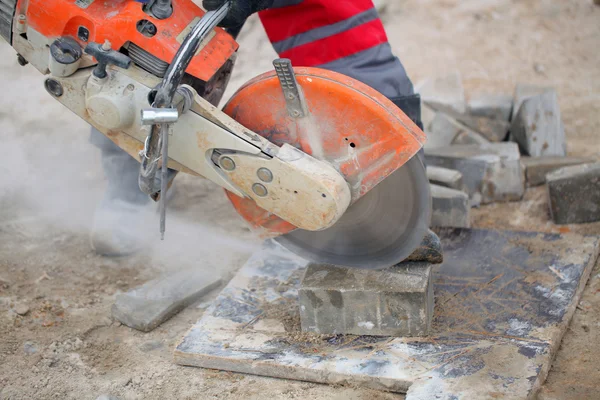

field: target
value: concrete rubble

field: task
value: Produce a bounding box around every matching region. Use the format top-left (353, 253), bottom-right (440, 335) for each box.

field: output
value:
top-left (425, 143), bottom-right (525, 204)
top-left (426, 165), bottom-right (465, 191)
top-left (546, 163), bottom-right (600, 224)
top-left (511, 89), bottom-right (566, 157)
top-left (522, 156), bottom-right (595, 186)
top-left (299, 262), bottom-right (434, 337)
top-left (112, 269), bottom-right (222, 332)
top-left (430, 184), bottom-right (471, 228)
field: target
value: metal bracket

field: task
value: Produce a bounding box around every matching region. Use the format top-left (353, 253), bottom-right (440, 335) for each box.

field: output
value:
top-left (273, 58), bottom-right (308, 118)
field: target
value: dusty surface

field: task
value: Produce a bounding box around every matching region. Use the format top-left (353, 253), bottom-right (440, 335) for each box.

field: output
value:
top-left (0, 0), bottom-right (599, 399)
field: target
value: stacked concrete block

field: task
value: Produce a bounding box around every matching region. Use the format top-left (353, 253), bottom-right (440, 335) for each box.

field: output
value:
top-left (522, 156), bottom-right (596, 186)
top-left (546, 163), bottom-right (600, 224)
top-left (425, 112), bottom-right (489, 149)
top-left (426, 166), bottom-right (465, 191)
top-left (430, 184), bottom-right (471, 228)
top-left (299, 262), bottom-right (434, 337)
top-left (468, 93), bottom-right (513, 122)
top-left (425, 143), bottom-right (525, 204)
top-left (511, 89), bottom-right (566, 157)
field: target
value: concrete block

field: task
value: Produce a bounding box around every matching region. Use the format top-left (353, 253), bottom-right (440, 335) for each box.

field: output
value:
top-left (426, 166), bottom-right (465, 191)
top-left (430, 184), bottom-right (470, 228)
top-left (417, 72), bottom-right (466, 114)
top-left (299, 262), bottom-right (433, 337)
top-left (425, 143), bottom-right (525, 204)
top-left (546, 163), bottom-right (600, 224)
top-left (431, 104), bottom-right (510, 142)
top-left (425, 112), bottom-right (489, 149)
top-left (513, 83), bottom-right (551, 117)
top-left (468, 93), bottom-right (513, 122)
top-left (522, 156), bottom-right (596, 186)
top-left (112, 269), bottom-right (222, 332)
top-left (421, 99), bottom-right (436, 132)
top-left (511, 90), bottom-right (566, 157)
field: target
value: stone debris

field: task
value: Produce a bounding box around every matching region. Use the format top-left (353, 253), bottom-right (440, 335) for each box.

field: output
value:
top-left (14, 303), bottom-right (30, 316)
top-left (405, 229), bottom-right (444, 264)
top-left (299, 262), bottom-right (433, 337)
top-left (430, 184), bottom-right (471, 228)
top-left (426, 166), bottom-right (465, 192)
top-left (522, 156), bottom-right (596, 186)
top-left (417, 72), bottom-right (466, 114)
top-left (425, 143), bottom-right (525, 204)
top-left (468, 93), bottom-right (513, 122)
top-left (546, 163), bottom-right (600, 225)
top-left (112, 269), bottom-right (222, 332)
top-left (511, 89), bottom-right (566, 157)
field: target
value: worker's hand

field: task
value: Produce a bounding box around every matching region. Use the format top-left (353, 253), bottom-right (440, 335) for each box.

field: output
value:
top-left (203, 0), bottom-right (274, 28)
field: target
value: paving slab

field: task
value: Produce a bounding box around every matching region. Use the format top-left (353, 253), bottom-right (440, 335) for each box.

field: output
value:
top-left (112, 269), bottom-right (222, 332)
top-left (299, 262), bottom-right (433, 337)
top-left (513, 83), bottom-right (551, 117)
top-left (511, 90), bottom-right (566, 157)
top-left (522, 156), bottom-right (596, 186)
top-left (427, 166), bottom-right (465, 191)
top-left (546, 163), bottom-right (600, 224)
top-left (425, 143), bottom-right (525, 204)
top-left (431, 184), bottom-right (471, 228)
top-left (468, 93), bottom-right (513, 122)
top-left (174, 230), bottom-right (600, 399)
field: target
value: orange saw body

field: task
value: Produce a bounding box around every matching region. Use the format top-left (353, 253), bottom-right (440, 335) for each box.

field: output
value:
top-left (2, 0), bottom-right (430, 269)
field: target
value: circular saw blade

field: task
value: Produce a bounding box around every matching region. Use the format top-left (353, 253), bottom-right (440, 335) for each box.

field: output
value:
top-left (274, 156), bottom-right (431, 270)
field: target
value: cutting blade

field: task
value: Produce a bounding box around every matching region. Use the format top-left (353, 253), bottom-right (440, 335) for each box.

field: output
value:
top-left (274, 155), bottom-right (431, 269)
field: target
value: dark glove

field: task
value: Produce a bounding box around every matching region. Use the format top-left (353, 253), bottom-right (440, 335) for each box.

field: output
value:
top-left (203, 0), bottom-right (274, 28)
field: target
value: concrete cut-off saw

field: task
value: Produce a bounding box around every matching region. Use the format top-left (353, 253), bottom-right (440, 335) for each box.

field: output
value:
top-left (1, 0), bottom-right (431, 269)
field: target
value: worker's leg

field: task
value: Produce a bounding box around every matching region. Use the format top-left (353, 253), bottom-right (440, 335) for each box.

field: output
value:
top-left (89, 128), bottom-right (152, 256)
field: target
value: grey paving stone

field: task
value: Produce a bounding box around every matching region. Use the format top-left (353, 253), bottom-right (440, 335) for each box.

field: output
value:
top-left (426, 166), bottom-right (465, 191)
top-left (425, 112), bottom-right (489, 149)
top-left (522, 156), bottom-right (596, 186)
top-left (299, 262), bottom-right (434, 337)
top-left (468, 93), bottom-right (513, 122)
top-left (425, 143), bottom-right (525, 204)
top-left (546, 163), bottom-right (600, 224)
top-left (430, 184), bottom-right (471, 228)
top-left (511, 90), bottom-right (566, 157)
top-left (112, 269), bottom-right (222, 332)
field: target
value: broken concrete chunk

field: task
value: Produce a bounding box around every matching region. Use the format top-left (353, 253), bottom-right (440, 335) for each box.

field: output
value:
top-left (299, 262), bottom-right (433, 337)
top-left (427, 166), bottom-right (465, 191)
top-left (417, 72), bottom-right (466, 114)
top-left (112, 269), bottom-right (222, 332)
top-left (522, 156), bottom-right (596, 186)
top-left (425, 143), bottom-right (525, 204)
top-left (511, 90), bottom-right (566, 157)
top-left (468, 93), bottom-right (513, 122)
top-left (546, 163), bottom-right (600, 224)
top-left (430, 184), bottom-right (471, 228)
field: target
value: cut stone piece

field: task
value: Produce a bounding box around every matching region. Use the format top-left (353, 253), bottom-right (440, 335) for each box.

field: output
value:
top-left (112, 269), bottom-right (222, 332)
top-left (426, 166), bottom-right (465, 191)
top-left (416, 72), bottom-right (466, 114)
top-left (421, 99), bottom-right (436, 132)
top-left (513, 83), bottom-right (552, 117)
top-left (511, 90), bottom-right (566, 157)
top-left (430, 184), bottom-right (470, 228)
top-left (299, 262), bottom-right (434, 337)
top-left (522, 156), bottom-right (596, 186)
top-left (468, 93), bottom-right (513, 122)
top-left (425, 143), bottom-right (525, 204)
top-left (425, 112), bottom-right (489, 149)
top-left (546, 163), bottom-right (600, 224)
top-left (430, 104), bottom-right (510, 142)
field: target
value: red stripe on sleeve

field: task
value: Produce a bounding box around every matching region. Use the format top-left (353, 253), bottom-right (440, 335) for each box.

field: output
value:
top-left (277, 18), bottom-right (388, 66)
top-left (259, 0), bottom-right (376, 43)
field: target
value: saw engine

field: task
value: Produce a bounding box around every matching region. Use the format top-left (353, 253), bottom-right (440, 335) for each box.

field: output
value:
top-left (2, 0), bottom-right (431, 269)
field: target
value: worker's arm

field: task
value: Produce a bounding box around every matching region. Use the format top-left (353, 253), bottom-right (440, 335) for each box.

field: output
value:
top-left (203, 0), bottom-right (274, 28)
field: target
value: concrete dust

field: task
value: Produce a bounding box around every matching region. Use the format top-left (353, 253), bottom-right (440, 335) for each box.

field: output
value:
top-left (1, 0), bottom-right (600, 399)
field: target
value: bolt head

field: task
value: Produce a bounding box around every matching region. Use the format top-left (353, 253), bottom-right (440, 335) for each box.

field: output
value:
top-left (252, 183), bottom-right (268, 197)
top-left (220, 156), bottom-right (236, 171)
top-left (101, 40), bottom-right (112, 51)
top-left (257, 168), bottom-right (273, 183)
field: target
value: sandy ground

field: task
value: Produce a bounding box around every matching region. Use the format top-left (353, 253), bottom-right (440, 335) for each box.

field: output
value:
top-left (0, 0), bottom-right (599, 399)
